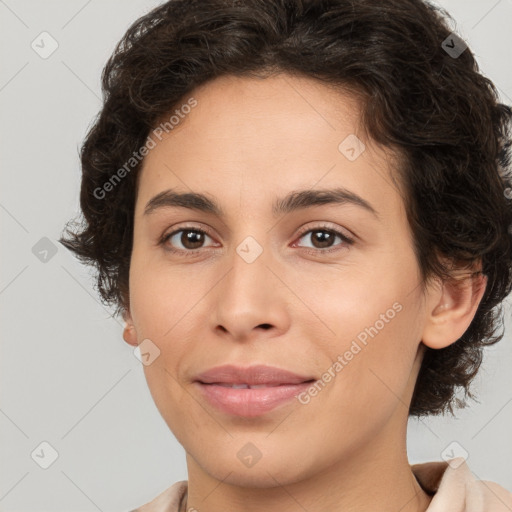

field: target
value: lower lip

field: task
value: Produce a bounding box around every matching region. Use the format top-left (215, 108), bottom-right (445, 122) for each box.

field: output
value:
top-left (195, 381), bottom-right (314, 417)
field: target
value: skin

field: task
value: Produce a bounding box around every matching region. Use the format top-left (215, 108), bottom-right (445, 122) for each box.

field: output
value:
top-left (122, 73), bottom-right (487, 512)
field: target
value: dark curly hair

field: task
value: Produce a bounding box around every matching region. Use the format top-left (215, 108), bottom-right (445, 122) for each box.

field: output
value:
top-left (59, 0), bottom-right (512, 417)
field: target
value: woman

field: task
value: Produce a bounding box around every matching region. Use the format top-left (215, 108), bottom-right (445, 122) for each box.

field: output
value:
top-left (60, 0), bottom-right (512, 510)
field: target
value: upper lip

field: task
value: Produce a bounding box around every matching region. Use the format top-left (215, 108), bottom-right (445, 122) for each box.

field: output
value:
top-left (195, 364), bottom-right (316, 386)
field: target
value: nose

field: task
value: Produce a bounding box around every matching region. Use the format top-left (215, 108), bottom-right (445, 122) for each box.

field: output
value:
top-left (210, 237), bottom-right (290, 341)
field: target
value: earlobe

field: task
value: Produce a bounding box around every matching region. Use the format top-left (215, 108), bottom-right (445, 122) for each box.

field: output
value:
top-left (422, 271), bottom-right (487, 350)
top-left (122, 309), bottom-right (139, 347)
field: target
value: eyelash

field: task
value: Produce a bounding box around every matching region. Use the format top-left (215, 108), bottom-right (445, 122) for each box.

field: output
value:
top-left (159, 223), bottom-right (354, 258)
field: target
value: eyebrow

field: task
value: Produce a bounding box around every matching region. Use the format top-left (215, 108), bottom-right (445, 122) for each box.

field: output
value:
top-left (143, 187), bottom-right (379, 219)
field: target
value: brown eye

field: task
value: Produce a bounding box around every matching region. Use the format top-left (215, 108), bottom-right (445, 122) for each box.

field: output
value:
top-left (296, 228), bottom-right (352, 251)
top-left (308, 230), bottom-right (336, 249)
top-left (163, 228), bottom-right (214, 251)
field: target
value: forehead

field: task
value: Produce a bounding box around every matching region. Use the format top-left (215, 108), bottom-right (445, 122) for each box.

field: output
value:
top-left (135, 73), bottom-right (403, 219)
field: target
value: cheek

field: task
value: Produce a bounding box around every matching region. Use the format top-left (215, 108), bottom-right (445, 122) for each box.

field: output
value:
top-left (128, 251), bottom-right (204, 337)
top-left (141, 362), bottom-right (196, 451)
top-left (302, 265), bottom-right (421, 415)
top-left (128, 258), bottom-right (186, 395)
top-left (340, 308), bottom-right (420, 428)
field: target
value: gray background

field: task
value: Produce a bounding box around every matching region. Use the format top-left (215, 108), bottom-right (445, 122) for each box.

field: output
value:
top-left (1, 0), bottom-right (511, 510)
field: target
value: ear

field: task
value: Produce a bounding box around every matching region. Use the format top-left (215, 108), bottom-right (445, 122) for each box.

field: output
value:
top-left (122, 308), bottom-right (139, 347)
top-left (422, 262), bottom-right (488, 350)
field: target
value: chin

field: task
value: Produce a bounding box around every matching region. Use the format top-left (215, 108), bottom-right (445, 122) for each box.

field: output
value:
top-left (213, 467), bottom-right (305, 489)
top-left (193, 448), bottom-right (314, 489)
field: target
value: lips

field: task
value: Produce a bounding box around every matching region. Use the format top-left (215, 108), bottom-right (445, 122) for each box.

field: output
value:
top-left (196, 382), bottom-right (315, 417)
top-left (194, 364), bottom-right (316, 386)
top-left (213, 383), bottom-right (280, 389)
top-left (193, 364), bottom-right (317, 416)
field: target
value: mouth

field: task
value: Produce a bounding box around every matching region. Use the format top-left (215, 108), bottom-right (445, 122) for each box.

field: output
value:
top-left (195, 379), bottom-right (316, 417)
top-left (193, 364), bottom-right (317, 416)
top-left (198, 380), bottom-right (316, 388)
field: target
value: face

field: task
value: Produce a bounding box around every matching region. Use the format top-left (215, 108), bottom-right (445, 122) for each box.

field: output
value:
top-left (123, 73), bottom-right (440, 487)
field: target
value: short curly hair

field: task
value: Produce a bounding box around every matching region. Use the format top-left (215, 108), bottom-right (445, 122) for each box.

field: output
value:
top-left (59, 0), bottom-right (512, 417)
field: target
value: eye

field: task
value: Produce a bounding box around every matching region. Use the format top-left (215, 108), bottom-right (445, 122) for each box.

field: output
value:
top-left (160, 227), bottom-right (217, 254)
top-left (294, 225), bottom-right (354, 253)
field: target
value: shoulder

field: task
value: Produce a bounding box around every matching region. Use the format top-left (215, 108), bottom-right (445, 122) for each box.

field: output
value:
top-left (129, 480), bottom-right (188, 512)
top-left (476, 480), bottom-right (512, 511)
top-left (412, 458), bottom-right (512, 512)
